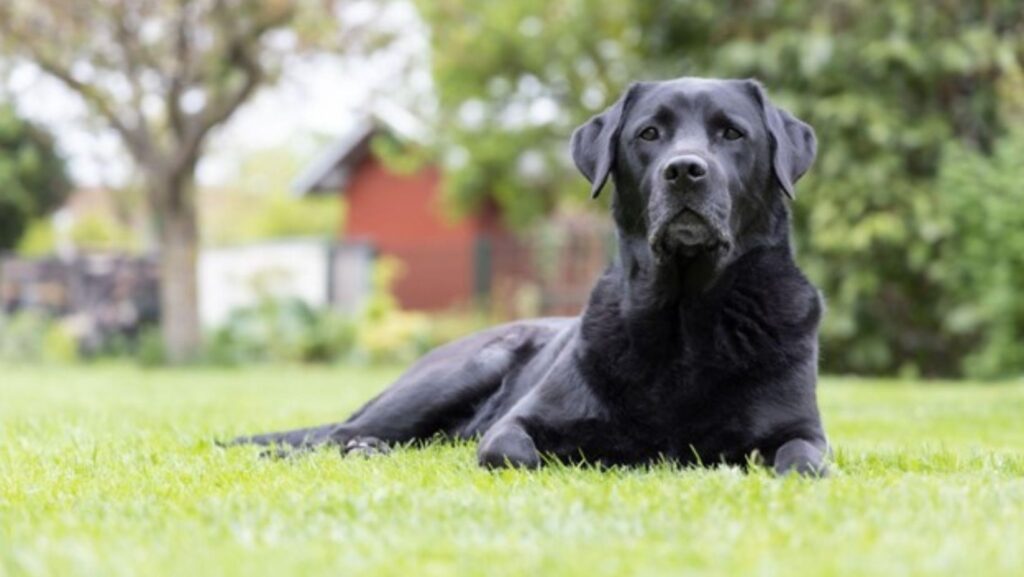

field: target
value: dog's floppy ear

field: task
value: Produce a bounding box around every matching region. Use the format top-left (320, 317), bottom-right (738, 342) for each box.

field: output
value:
top-left (570, 83), bottom-right (642, 199)
top-left (747, 80), bottom-right (817, 199)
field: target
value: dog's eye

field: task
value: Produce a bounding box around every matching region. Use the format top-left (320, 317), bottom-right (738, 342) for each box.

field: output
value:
top-left (639, 127), bottom-right (659, 141)
top-left (723, 126), bottom-right (744, 141)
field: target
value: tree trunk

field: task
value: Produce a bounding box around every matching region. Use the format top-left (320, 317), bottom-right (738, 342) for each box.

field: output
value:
top-left (153, 173), bottom-right (201, 364)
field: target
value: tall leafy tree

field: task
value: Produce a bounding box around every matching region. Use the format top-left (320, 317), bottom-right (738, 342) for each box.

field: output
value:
top-left (631, 0), bottom-right (1024, 376)
top-left (415, 0), bottom-right (642, 225)
top-left (0, 105), bottom-right (70, 250)
top-left (417, 0), bottom-right (1024, 377)
top-left (0, 0), bottom-right (342, 362)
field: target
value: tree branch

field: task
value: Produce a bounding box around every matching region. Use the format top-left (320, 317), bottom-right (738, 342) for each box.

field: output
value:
top-left (167, 0), bottom-right (195, 140)
top-left (173, 2), bottom-right (296, 173)
top-left (0, 13), bottom-right (153, 162)
top-left (35, 55), bottom-right (152, 161)
top-left (111, 2), bottom-right (156, 155)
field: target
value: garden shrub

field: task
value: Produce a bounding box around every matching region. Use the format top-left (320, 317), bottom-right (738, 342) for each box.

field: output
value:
top-left (205, 298), bottom-right (356, 366)
top-left (203, 256), bottom-right (495, 367)
top-left (933, 129), bottom-right (1024, 379)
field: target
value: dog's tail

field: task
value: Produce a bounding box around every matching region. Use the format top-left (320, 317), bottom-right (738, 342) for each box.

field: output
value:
top-left (223, 422), bottom-right (344, 449)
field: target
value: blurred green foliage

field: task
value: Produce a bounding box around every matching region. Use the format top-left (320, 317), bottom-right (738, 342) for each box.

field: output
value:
top-left (68, 214), bottom-right (139, 252)
top-left (202, 193), bottom-right (342, 246)
top-left (0, 311), bottom-right (78, 364)
top-left (206, 298), bottom-right (357, 365)
top-left (200, 147), bottom-right (342, 246)
top-left (934, 129), bottom-right (1024, 378)
top-left (0, 105), bottom-right (70, 250)
top-left (415, 0), bottom-right (1024, 378)
top-left (16, 211), bottom-right (140, 256)
top-left (13, 219), bottom-right (59, 256)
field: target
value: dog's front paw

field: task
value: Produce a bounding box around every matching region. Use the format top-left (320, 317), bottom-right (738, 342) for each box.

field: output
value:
top-left (342, 436), bottom-right (391, 458)
top-left (477, 425), bottom-right (540, 469)
top-left (773, 438), bottom-right (829, 478)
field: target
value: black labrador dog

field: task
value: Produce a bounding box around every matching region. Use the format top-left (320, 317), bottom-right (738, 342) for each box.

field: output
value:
top-left (236, 77), bottom-right (829, 476)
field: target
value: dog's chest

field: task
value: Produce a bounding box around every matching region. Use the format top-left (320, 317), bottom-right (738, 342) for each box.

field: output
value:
top-left (600, 357), bottom-right (768, 461)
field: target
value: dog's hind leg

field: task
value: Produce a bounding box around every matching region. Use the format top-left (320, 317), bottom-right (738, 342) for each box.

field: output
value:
top-left (229, 321), bottom-right (561, 456)
top-left (334, 324), bottom-right (544, 446)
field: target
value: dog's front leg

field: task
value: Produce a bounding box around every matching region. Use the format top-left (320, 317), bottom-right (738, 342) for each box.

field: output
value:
top-left (475, 335), bottom-right (609, 470)
top-left (772, 437), bottom-right (829, 477)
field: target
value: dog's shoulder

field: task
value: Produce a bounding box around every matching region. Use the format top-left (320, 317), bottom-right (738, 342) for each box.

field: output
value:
top-left (677, 246), bottom-right (821, 375)
top-left (719, 246), bottom-right (822, 334)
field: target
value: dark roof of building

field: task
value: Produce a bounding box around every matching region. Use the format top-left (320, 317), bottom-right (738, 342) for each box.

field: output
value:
top-left (291, 119), bottom-right (376, 196)
top-left (292, 106), bottom-right (429, 197)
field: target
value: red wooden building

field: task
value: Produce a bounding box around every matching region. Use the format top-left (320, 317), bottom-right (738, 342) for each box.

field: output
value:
top-left (293, 120), bottom-right (510, 311)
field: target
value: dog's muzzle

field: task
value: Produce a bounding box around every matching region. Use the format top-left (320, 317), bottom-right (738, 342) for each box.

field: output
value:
top-left (649, 208), bottom-right (730, 263)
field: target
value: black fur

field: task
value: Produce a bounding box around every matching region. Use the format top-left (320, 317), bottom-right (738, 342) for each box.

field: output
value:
top-left (233, 77), bottom-right (829, 476)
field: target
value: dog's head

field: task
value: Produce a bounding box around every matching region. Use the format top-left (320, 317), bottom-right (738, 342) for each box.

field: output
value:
top-left (571, 78), bottom-right (816, 271)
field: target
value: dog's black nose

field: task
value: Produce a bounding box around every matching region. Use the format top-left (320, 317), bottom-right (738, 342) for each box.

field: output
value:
top-left (662, 155), bottom-right (708, 184)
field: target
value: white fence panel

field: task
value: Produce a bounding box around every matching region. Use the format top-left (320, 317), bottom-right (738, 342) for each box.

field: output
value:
top-left (199, 239), bottom-right (371, 328)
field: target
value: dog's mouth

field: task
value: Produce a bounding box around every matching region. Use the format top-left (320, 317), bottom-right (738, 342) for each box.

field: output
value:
top-left (649, 209), bottom-right (730, 263)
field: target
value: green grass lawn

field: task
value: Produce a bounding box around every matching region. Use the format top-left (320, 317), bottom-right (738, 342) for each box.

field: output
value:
top-left (2, 364), bottom-right (1023, 577)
